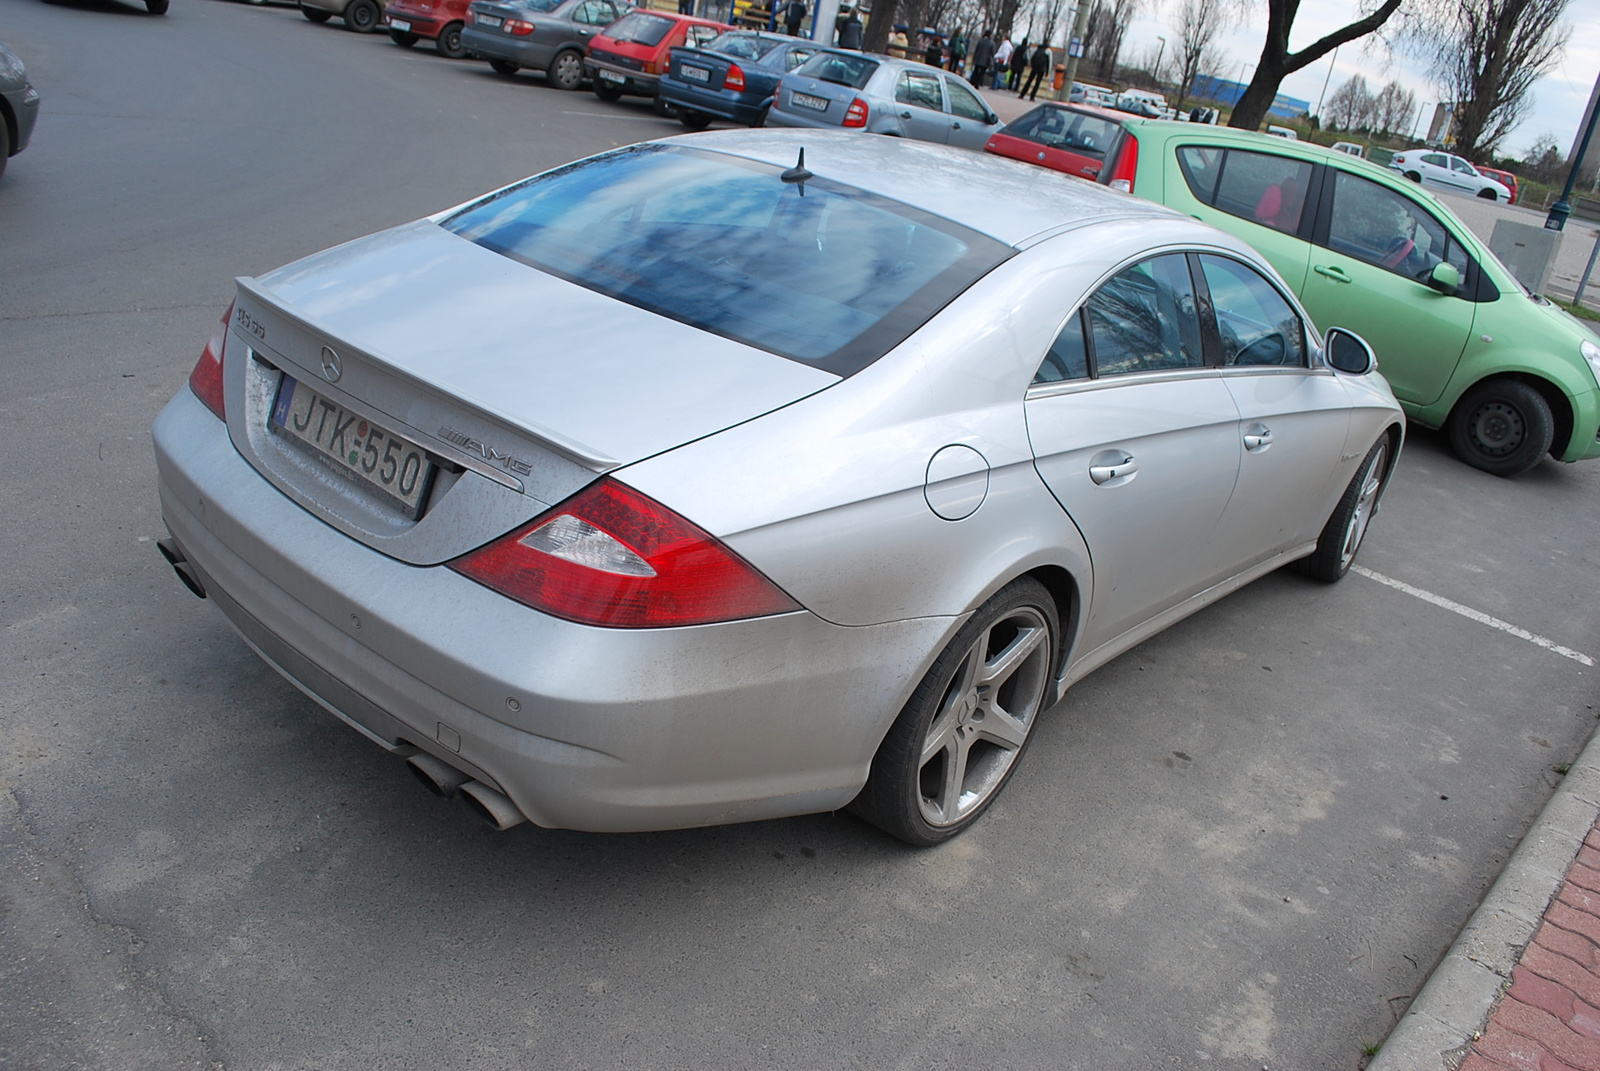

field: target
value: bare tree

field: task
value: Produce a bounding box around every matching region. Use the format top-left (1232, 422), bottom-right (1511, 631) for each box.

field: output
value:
top-left (1169, 0), bottom-right (1236, 112)
top-left (1520, 133), bottom-right (1564, 184)
top-left (1371, 79), bottom-right (1416, 136)
top-left (1083, 0), bottom-right (1139, 82)
top-left (1227, 0), bottom-right (1403, 133)
top-left (1324, 74), bottom-right (1373, 131)
top-left (1408, 0), bottom-right (1571, 159)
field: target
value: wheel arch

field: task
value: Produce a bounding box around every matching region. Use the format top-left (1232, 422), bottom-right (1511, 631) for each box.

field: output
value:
top-left (1447, 371), bottom-right (1573, 460)
top-left (0, 96), bottom-right (16, 158)
top-left (1022, 563), bottom-right (1080, 680)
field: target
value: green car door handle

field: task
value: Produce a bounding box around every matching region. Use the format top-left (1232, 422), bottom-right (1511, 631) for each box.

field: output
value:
top-left (1313, 264), bottom-right (1352, 283)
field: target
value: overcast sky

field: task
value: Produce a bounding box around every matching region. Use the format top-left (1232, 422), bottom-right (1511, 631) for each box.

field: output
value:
top-left (1108, 0), bottom-right (1600, 160)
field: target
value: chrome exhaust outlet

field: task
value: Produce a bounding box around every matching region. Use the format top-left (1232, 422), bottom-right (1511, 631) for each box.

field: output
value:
top-left (407, 752), bottom-right (471, 799)
top-left (157, 537), bottom-right (207, 599)
top-left (459, 781), bottom-right (527, 831)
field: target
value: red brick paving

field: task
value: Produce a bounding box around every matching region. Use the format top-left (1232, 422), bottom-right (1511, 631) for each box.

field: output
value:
top-left (1466, 817), bottom-right (1600, 1070)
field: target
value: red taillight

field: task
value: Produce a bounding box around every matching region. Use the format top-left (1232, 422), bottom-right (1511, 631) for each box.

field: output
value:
top-left (506, 18), bottom-right (534, 34)
top-left (724, 62), bottom-right (745, 90)
top-left (1105, 133), bottom-right (1139, 192)
top-left (843, 97), bottom-right (867, 128)
top-left (449, 477), bottom-right (800, 628)
top-left (188, 301), bottom-right (232, 421)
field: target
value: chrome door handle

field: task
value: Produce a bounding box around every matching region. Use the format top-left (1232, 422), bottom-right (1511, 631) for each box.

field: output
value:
top-left (1313, 264), bottom-right (1352, 283)
top-left (1243, 423), bottom-right (1274, 452)
top-left (899, 111), bottom-right (913, 119)
top-left (1089, 450), bottom-right (1137, 485)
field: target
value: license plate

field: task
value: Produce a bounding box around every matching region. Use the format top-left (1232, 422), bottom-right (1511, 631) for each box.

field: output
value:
top-left (680, 64), bottom-right (710, 82)
top-left (389, 17), bottom-right (411, 29)
top-left (270, 376), bottom-right (435, 517)
top-left (791, 91), bottom-right (828, 112)
top-left (598, 68), bottom-right (625, 83)
top-left (475, 13), bottom-right (501, 26)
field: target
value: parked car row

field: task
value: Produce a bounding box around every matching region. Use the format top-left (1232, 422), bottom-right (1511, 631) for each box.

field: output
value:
top-left (981, 100), bottom-right (1600, 477)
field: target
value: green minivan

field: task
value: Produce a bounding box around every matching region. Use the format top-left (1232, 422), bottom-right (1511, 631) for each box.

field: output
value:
top-left (1091, 120), bottom-right (1600, 477)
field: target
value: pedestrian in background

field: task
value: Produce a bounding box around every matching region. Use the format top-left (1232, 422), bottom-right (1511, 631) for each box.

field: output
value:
top-left (993, 35), bottom-right (1012, 89)
top-left (782, 0), bottom-right (807, 37)
top-left (948, 28), bottom-right (967, 75)
top-left (888, 27), bottom-right (908, 57)
top-left (838, 7), bottom-right (862, 48)
top-left (970, 30), bottom-right (995, 90)
top-left (924, 35), bottom-right (943, 68)
top-left (1007, 37), bottom-right (1028, 90)
top-left (1021, 41), bottom-right (1050, 99)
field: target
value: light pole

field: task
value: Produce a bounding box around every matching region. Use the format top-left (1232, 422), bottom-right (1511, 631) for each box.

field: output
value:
top-left (1314, 43), bottom-right (1339, 120)
top-left (1548, 80), bottom-right (1600, 231)
top-left (1153, 36), bottom-right (1166, 90)
top-left (1412, 101), bottom-right (1429, 140)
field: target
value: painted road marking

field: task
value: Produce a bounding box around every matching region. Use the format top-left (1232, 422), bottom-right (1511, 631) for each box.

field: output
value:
top-left (1353, 566), bottom-right (1594, 667)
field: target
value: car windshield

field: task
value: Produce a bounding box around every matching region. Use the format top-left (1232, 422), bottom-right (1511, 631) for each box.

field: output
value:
top-left (605, 11), bottom-right (674, 45)
top-left (443, 145), bottom-right (1010, 375)
top-left (795, 51), bottom-right (878, 89)
top-left (704, 32), bottom-right (779, 59)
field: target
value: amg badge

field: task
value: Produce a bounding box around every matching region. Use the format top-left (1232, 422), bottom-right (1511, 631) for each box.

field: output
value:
top-left (438, 426), bottom-right (534, 476)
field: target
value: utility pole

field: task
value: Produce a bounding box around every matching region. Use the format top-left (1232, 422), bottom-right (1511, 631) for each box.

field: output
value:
top-left (1548, 80), bottom-right (1600, 231)
top-left (1314, 44), bottom-right (1339, 120)
top-left (1153, 35), bottom-right (1166, 91)
top-left (1056, 0), bottom-right (1093, 102)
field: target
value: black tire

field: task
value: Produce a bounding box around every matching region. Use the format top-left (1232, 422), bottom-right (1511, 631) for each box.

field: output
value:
top-left (0, 118), bottom-right (10, 180)
top-left (1405, 170), bottom-right (1422, 182)
top-left (301, 2), bottom-right (333, 20)
top-left (677, 107), bottom-right (712, 130)
top-left (388, 28), bottom-right (418, 46)
top-left (592, 80), bottom-right (623, 102)
top-left (851, 577), bottom-right (1058, 846)
top-left (652, 95), bottom-right (676, 117)
top-left (146, 0), bottom-right (169, 12)
top-left (435, 20), bottom-right (466, 57)
top-left (1447, 379), bottom-right (1555, 477)
top-left (1477, 187), bottom-right (1498, 201)
top-left (547, 49), bottom-right (583, 90)
top-left (345, 0), bottom-right (380, 31)
top-left (1292, 435), bottom-right (1391, 583)
top-left (754, 102), bottom-right (770, 128)
top-left (489, 59), bottom-right (519, 76)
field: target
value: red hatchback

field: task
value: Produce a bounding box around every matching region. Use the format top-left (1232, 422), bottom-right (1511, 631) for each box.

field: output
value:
top-left (984, 101), bottom-right (1131, 182)
top-left (586, 10), bottom-right (730, 112)
top-left (386, 0), bottom-right (472, 57)
top-left (1476, 165), bottom-right (1520, 205)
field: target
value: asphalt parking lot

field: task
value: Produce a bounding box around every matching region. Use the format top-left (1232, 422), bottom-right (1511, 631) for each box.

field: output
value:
top-left (1, 5), bottom-right (1597, 1068)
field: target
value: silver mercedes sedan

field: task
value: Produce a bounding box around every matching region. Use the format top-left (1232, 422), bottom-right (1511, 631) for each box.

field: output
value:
top-left (152, 131), bottom-right (1403, 845)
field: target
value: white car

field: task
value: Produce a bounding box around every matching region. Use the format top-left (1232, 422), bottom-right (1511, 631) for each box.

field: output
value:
top-left (1389, 149), bottom-right (1511, 202)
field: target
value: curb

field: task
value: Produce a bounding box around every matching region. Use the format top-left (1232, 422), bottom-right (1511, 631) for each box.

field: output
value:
top-left (1369, 722), bottom-right (1600, 1070)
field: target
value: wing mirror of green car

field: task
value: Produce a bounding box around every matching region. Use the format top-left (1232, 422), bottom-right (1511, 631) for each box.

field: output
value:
top-left (1325, 327), bottom-right (1376, 375)
top-left (1427, 262), bottom-right (1461, 294)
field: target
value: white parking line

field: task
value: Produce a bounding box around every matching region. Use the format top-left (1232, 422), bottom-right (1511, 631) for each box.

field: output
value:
top-left (1352, 566), bottom-right (1595, 667)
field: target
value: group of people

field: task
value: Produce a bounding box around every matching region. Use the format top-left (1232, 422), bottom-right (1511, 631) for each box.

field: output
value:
top-left (968, 31), bottom-right (1055, 101)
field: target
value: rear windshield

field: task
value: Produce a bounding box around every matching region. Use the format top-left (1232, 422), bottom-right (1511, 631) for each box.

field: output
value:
top-left (508, 0), bottom-right (563, 10)
top-left (443, 145), bottom-right (1010, 376)
top-left (1002, 106), bottom-right (1121, 159)
top-left (795, 51), bottom-right (878, 89)
top-left (604, 11), bottom-right (674, 46)
top-left (703, 32), bottom-right (780, 59)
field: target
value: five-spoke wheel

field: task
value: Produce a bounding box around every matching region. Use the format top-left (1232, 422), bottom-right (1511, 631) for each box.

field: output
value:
top-left (852, 578), bottom-right (1057, 845)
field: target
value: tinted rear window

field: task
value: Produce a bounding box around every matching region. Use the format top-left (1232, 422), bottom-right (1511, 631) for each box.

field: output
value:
top-left (605, 11), bottom-right (674, 46)
top-left (703, 32), bottom-right (779, 59)
top-left (795, 51), bottom-right (878, 89)
top-left (442, 145), bottom-right (1010, 376)
top-left (1002, 106), bottom-right (1121, 159)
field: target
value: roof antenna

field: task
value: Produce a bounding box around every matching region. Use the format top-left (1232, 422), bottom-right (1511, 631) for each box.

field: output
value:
top-left (780, 147), bottom-right (813, 193)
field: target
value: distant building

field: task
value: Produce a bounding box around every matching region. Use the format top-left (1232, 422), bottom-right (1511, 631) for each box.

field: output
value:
top-left (1189, 74), bottom-right (1310, 119)
top-left (1428, 102), bottom-right (1457, 147)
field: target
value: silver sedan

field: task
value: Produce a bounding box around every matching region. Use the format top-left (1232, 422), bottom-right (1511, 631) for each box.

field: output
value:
top-left (766, 50), bottom-right (1001, 150)
top-left (152, 131), bottom-right (1403, 845)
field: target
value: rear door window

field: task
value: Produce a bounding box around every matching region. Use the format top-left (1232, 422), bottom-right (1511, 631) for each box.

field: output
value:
top-left (1177, 147), bottom-right (1312, 236)
top-left (895, 70), bottom-right (944, 111)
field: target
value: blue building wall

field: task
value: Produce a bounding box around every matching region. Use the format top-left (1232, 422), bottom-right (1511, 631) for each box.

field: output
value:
top-left (1190, 74), bottom-right (1310, 119)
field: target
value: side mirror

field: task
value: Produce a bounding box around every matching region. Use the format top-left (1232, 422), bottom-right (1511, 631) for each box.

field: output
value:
top-left (987, 111), bottom-right (999, 126)
top-left (1427, 261), bottom-right (1461, 295)
top-left (1325, 328), bottom-right (1376, 375)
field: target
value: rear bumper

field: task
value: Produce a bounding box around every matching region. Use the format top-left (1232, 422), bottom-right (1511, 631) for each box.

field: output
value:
top-left (657, 75), bottom-right (770, 125)
top-left (764, 106), bottom-right (841, 131)
top-left (586, 59), bottom-right (660, 97)
top-left (460, 27), bottom-right (551, 67)
top-left (152, 388), bottom-right (946, 833)
top-left (384, 7), bottom-right (444, 35)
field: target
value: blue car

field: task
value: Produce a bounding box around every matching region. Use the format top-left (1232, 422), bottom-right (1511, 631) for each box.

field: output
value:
top-left (658, 31), bottom-right (821, 130)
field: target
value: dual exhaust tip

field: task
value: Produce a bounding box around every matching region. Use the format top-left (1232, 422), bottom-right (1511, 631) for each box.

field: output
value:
top-left (157, 538), bottom-right (527, 833)
top-left (407, 752), bottom-right (526, 831)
